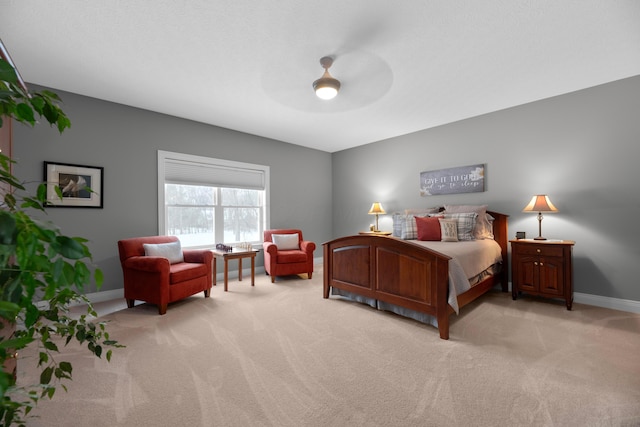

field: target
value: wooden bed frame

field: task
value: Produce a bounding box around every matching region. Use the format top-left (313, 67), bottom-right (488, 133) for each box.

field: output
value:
top-left (323, 211), bottom-right (509, 340)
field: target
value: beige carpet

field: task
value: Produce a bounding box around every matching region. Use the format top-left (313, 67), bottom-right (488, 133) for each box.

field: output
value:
top-left (18, 266), bottom-right (640, 426)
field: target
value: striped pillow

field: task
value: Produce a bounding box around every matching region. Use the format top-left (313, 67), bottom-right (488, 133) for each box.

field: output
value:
top-left (442, 212), bottom-right (478, 241)
top-left (399, 213), bottom-right (431, 239)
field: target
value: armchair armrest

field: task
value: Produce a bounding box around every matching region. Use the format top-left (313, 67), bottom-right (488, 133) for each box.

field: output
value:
top-left (263, 242), bottom-right (278, 256)
top-left (183, 249), bottom-right (213, 265)
top-left (300, 240), bottom-right (316, 254)
top-left (124, 256), bottom-right (170, 272)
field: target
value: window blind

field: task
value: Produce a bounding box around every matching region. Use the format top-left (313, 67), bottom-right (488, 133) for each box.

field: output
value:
top-left (163, 157), bottom-right (265, 190)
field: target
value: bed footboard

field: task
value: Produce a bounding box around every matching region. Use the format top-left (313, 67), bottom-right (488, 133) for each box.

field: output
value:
top-left (323, 235), bottom-right (452, 339)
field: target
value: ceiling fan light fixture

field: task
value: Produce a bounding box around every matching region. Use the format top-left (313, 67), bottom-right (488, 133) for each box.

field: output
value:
top-left (313, 56), bottom-right (340, 100)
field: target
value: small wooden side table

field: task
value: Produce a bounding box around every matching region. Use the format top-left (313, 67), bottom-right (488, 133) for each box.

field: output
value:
top-left (211, 248), bottom-right (259, 291)
top-left (510, 239), bottom-right (575, 310)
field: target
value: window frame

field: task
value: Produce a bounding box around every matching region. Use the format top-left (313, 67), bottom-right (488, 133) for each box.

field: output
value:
top-left (157, 150), bottom-right (270, 248)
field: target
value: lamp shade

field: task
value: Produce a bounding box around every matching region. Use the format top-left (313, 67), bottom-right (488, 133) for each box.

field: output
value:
top-left (313, 56), bottom-right (340, 100)
top-left (523, 195), bottom-right (557, 240)
top-left (313, 71), bottom-right (340, 100)
top-left (522, 195), bottom-right (558, 213)
top-left (368, 202), bottom-right (386, 215)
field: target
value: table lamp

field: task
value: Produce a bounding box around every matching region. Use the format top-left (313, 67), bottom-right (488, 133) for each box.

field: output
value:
top-left (368, 202), bottom-right (386, 232)
top-left (522, 195), bottom-right (558, 240)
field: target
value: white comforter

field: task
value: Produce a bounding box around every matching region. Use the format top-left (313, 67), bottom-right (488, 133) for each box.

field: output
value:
top-left (411, 239), bottom-right (503, 313)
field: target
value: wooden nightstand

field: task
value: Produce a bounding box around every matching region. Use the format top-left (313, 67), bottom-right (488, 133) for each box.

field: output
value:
top-left (510, 239), bottom-right (575, 310)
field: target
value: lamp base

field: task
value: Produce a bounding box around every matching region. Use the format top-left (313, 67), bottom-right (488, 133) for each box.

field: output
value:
top-left (534, 236), bottom-right (547, 240)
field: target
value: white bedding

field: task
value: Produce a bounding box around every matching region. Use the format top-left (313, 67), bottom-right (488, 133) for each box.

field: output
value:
top-left (409, 239), bottom-right (503, 313)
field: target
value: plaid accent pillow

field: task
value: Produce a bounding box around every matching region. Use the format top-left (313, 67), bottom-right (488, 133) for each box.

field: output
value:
top-left (397, 213), bottom-right (431, 239)
top-left (392, 213), bottom-right (406, 237)
top-left (443, 204), bottom-right (493, 239)
top-left (442, 212), bottom-right (478, 241)
top-left (392, 209), bottom-right (439, 238)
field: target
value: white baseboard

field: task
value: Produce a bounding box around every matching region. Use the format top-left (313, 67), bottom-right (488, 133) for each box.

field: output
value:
top-left (81, 288), bottom-right (123, 305)
top-left (574, 292), bottom-right (640, 314)
top-left (505, 281), bottom-right (640, 314)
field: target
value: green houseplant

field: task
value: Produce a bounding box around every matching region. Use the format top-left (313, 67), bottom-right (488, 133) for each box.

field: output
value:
top-left (0, 54), bottom-right (120, 426)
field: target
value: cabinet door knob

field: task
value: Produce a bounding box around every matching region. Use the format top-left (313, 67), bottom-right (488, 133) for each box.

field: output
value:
top-left (540, 262), bottom-right (544, 266)
top-left (536, 249), bottom-right (541, 253)
top-left (534, 262), bottom-right (538, 266)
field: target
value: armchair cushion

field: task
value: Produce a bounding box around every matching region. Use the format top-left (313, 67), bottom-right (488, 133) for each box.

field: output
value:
top-left (170, 262), bottom-right (209, 283)
top-left (276, 250), bottom-right (308, 264)
top-left (143, 241), bottom-right (184, 264)
top-left (272, 233), bottom-right (299, 250)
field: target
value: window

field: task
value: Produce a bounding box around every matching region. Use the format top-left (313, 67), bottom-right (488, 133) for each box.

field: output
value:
top-left (158, 151), bottom-right (269, 248)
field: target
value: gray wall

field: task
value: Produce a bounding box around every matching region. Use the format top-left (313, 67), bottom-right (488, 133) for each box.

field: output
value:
top-left (332, 75), bottom-right (640, 302)
top-left (13, 88), bottom-right (333, 293)
top-left (12, 75), bottom-right (640, 303)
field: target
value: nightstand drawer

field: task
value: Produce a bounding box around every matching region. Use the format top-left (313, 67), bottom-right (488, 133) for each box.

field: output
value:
top-left (514, 244), bottom-right (564, 257)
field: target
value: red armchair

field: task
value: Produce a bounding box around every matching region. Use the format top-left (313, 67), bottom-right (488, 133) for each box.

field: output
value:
top-left (263, 229), bottom-right (315, 283)
top-left (117, 236), bottom-right (213, 314)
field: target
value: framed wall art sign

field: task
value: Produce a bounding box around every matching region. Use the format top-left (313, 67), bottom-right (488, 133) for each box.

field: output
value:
top-left (420, 163), bottom-right (485, 196)
top-left (43, 161), bottom-right (104, 208)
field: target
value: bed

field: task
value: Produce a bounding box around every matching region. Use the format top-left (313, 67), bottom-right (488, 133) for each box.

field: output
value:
top-left (322, 207), bottom-right (508, 340)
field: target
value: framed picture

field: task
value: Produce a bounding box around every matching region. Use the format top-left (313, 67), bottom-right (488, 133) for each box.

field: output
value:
top-left (43, 161), bottom-right (103, 208)
top-left (419, 163), bottom-right (485, 196)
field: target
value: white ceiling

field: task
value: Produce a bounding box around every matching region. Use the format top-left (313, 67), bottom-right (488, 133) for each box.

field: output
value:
top-left (2, 1), bottom-right (640, 153)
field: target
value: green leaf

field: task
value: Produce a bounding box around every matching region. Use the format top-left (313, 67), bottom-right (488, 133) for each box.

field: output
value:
top-left (20, 196), bottom-right (46, 212)
top-left (0, 335), bottom-right (33, 351)
top-left (0, 211), bottom-right (17, 244)
top-left (36, 182), bottom-right (48, 203)
top-left (43, 341), bottom-right (59, 352)
top-left (29, 95), bottom-right (45, 114)
top-left (42, 101), bottom-right (59, 124)
top-left (0, 301), bottom-right (20, 320)
top-left (59, 361), bottom-right (72, 374)
top-left (57, 115), bottom-right (71, 133)
top-left (15, 102), bottom-right (35, 125)
top-left (0, 59), bottom-right (19, 84)
top-left (94, 268), bottom-right (104, 287)
top-left (41, 89), bottom-right (62, 101)
top-left (40, 366), bottom-right (53, 385)
top-left (52, 236), bottom-right (86, 259)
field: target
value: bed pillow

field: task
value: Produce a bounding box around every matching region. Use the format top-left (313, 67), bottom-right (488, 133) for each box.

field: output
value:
top-left (415, 216), bottom-right (442, 241)
top-left (442, 212), bottom-right (478, 241)
top-left (143, 241), bottom-right (184, 264)
top-left (444, 204), bottom-right (493, 239)
top-left (438, 219), bottom-right (459, 242)
top-left (399, 213), bottom-right (433, 239)
top-left (393, 209), bottom-right (439, 238)
top-left (404, 207), bottom-right (440, 215)
top-left (392, 212), bottom-right (406, 237)
top-left (272, 233), bottom-right (300, 250)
